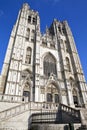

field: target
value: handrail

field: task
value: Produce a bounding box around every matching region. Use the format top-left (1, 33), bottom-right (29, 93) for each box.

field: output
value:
top-left (0, 95), bottom-right (81, 122)
top-left (60, 103), bottom-right (80, 112)
top-left (31, 103), bottom-right (81, 124)
top-left (60, 103), bottom-right (80, 118)
top-left (0, 101), bottom-right (59, 121)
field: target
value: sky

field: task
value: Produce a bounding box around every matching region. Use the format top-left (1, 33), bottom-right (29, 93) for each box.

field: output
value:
top-left (0, 0), bottom-right (87, 81)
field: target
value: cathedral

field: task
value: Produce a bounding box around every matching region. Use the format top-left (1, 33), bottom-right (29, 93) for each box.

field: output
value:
top-left (0, 3), bottom-right (87, 130)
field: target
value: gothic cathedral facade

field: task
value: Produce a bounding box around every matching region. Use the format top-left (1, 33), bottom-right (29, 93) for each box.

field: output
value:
top-left (0, 3), bottom-right (87, 108)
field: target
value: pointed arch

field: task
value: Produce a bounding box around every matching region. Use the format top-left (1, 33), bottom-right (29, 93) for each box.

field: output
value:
top-left (25, 47), bottom-right (32, 64)
top-left (20, 69), bottom-right (32, 101)
top-left (72, 87), bottom-right (78, 107)
top-left (45, 80), bottom-right (61, 103)
top-left (46, 83), bottom-right (60, 103)
top-left (43, 52), bottom-right (57, 77)
top-left (23, 81), bottom-right (31, 101)
top-left (66, 57), bottom-right (71, 72)
top-left (46, 79), bottom-right (60, 91)
top-left (42, 52), bottom-right (57, 62)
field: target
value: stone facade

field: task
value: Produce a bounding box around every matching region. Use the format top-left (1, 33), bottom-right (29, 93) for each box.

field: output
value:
top-left (0, 3), bottom-right (87, 108)
top-left (0, 3), bottom-right (87, 129)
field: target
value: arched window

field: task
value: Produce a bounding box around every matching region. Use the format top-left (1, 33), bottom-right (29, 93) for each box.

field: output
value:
top-left (26, 28), bottom-right (30, 41)
top-left (66, 57), bottom-right (71, 72)
top-left (43, 53), bottom-right (57, 77)
top-left (58, 26), bottom-right (62, 34)
top-left (55, 94), bottom-right (59, 103)
top-left (72, 88), bottom-right (78, 107)
top-left (25, 47), bottom-right (32, 64)
top-left (47, 93), bottom-right (52, 102)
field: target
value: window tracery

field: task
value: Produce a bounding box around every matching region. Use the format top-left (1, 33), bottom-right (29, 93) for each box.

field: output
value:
top-left (43, 53), bottom-right (57, 77)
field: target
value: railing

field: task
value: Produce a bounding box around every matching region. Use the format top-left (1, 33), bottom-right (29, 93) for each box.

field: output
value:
top-left (31, 112), bottom-right (58, 124)
top-left (60, 103), bottom-right (80, 118)
top-left (0, 94), bottom-right (81, 123)
top-left (0, 102), bottom-right (59, 121)
top-left (60, 104), bottom-right (81, 123)
top-left (31, 103), bottom-right (81, 124)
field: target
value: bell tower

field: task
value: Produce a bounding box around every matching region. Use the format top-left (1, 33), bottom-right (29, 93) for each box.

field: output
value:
top-left (0, 3), bottom-right (40, 101)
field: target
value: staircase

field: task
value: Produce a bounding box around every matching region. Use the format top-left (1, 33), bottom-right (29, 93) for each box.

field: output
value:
top-left (0, 100), bottom-right (84, 130)
top-left (31, 103), bottom-right (81, 124)
top-left (0, 101), bottom-right (59, 121)
top-left (60, 104), bottom-right (81, 123)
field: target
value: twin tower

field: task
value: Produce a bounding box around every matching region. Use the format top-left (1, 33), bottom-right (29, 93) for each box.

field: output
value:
top-left (0, 3), bottom-right (87, 108)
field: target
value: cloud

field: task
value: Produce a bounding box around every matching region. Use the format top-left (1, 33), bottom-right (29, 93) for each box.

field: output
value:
top-left (0, 10), bottom-right (4, 17)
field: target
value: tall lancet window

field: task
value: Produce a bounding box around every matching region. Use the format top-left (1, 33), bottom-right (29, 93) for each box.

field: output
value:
top-left (43, 53), bottom-right (57, 77)
top-left (26, 28), bottom-right (30, 41)
top-left (25, 47), bottom-right (32, 64)
top-left (66, 57), bottom-right (71, 72)
top-left (72, 88), bottom-right (78, 107)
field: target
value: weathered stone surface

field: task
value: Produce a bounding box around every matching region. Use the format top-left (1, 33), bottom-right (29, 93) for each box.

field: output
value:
top-left (0, 2), bottom-right (87, 130)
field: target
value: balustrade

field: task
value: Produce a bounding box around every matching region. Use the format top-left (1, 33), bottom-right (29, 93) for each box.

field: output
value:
top-left (0, 96), bottom-right (80, 123)
top-left (0, 101), bottom-right (59, 121)
top-left (60, 103), bottom-right (80, 118)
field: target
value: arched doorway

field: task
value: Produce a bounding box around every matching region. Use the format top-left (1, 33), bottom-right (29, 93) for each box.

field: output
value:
top-left (23, 82), bottom-right (30, 101)
top-left (46, 83), bottom-right (60, 103)
top-left (20, 69), bottom-right (32, 101)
